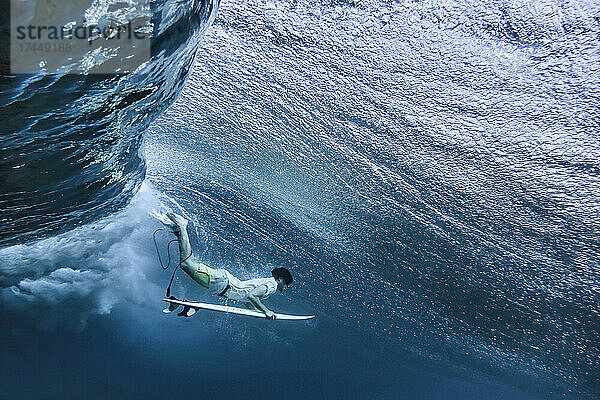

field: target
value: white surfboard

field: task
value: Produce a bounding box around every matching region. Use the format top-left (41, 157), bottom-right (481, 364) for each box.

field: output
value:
top-left (162, 298), bottom-right (315, 320)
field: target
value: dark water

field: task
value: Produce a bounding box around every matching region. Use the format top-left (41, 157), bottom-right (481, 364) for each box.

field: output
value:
top-left (2, 0), bottom-right (600, 399)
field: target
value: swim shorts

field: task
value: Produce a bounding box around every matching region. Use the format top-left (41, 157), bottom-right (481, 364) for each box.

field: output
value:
top-left (181, 261), bottom-right (214, 288)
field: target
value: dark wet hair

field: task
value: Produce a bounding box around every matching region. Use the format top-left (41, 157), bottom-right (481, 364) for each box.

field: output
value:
top-left (271, 267), bottom-right (293, 286)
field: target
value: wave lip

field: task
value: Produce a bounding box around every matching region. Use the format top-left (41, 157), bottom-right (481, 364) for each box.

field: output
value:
top-left (0, 0), bottom-right (219, 247)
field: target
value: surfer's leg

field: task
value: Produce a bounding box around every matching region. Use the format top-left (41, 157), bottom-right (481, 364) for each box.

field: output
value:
top-left (167, 213), bottom-right (213, 289)
top-left (167, 213), bottom-right (192, 263)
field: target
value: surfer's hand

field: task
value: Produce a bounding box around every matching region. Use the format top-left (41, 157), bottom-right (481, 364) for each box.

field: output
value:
top-left (265, 310), bottom-right (276, 320)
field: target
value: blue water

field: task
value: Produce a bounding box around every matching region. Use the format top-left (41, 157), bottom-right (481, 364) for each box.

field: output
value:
top-left (0, 0), bottom-right (218, 246)
top-left (1, 0), bottom-right (599, 398)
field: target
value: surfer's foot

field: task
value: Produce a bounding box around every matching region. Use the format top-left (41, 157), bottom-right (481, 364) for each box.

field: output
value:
top-left (167, 212), bottom-right (188, 231)
top-left (153, 211), bottom-right (179, 233)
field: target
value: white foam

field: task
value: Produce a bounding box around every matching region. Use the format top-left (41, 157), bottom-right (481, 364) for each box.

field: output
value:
top-left (0, 182), bottom-right (169, 330)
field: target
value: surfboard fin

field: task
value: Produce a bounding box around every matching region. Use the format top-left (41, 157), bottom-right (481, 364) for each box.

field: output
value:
top-left (162, 296), bottom-right (181, 313)
top-left (177, 305), bottom-right (197, 317)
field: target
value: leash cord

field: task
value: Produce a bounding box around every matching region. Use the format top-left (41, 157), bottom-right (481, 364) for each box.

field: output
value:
top-left (153, 229), bottom-right (178, 270)
top-left (153, 228), bottom-right (192, 297)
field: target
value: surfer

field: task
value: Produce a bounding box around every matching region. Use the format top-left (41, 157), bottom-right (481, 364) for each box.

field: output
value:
top-left (158, 213), bottom-right (293, 319)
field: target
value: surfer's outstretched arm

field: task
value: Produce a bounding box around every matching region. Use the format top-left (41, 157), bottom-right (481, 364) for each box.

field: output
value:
top-left (247, 285), bottom-right (276, 319)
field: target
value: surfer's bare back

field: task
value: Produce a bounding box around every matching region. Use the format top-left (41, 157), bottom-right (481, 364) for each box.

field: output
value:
top-left (159, 213), bottom-right (293, 319)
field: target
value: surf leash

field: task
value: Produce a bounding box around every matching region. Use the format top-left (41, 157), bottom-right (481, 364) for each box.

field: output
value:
top-left (153, 228), bottom-right (177, 270)
top-left (153, 228), bottom-right (192, 297)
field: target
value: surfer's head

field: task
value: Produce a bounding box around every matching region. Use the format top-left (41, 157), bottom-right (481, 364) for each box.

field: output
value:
top-left (272, 267), bottom-right (293, 292)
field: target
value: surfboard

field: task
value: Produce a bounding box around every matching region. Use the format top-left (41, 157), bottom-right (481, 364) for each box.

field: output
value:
top-left (162, 298), bottom-right (315, 320)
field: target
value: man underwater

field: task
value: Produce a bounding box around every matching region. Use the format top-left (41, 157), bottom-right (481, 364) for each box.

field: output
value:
top-left (159, 213), bottom-right (293, 319)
